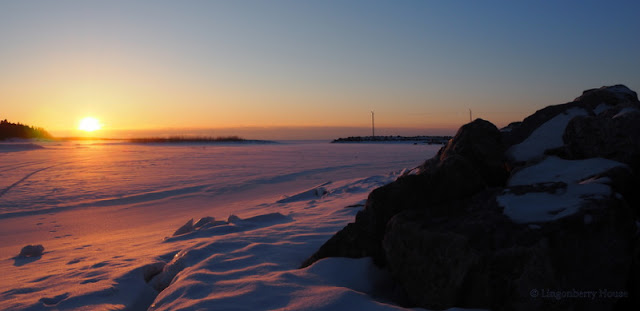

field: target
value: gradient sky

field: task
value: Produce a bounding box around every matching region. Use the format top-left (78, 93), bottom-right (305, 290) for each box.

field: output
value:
top-left (1, 0), bottom-right (639, 139)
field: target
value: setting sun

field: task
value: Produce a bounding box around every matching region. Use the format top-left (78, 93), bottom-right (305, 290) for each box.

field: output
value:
top-left (78, 117), bottom-right (102, 132)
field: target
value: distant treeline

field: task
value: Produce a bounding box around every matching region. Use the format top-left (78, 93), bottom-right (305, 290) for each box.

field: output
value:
top-left (332, 135), bottom-right (452, 144)
top-left (0, 119), bottom-right (53, 140)
top-left (128, 136), bottom-right (248, 143)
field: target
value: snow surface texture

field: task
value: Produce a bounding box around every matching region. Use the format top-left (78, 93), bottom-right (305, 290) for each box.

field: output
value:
top-left (0, 141), bottom-right (482, 310)
top-left (506, 108), bottom-right (588, 162)
top-left (498, 157), bottom-right (627, 223)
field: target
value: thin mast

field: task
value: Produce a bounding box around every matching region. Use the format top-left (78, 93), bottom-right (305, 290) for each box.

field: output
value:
top-left (371, 111), bottom-right (375, 137)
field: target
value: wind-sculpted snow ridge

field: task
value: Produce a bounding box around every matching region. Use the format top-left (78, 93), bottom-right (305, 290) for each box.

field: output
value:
top-left (147, 175), bottom-right (481, 311)
top-left (0, 172), bottom-right (406, 310)
top-left (146, 173), bottom-right (431, 311)
top-left (143, 173), bottom-right (479, 311)
top-left (276, 182), bottom-right (331, 203)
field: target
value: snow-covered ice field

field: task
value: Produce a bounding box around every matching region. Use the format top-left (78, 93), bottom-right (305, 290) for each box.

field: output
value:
top-left (0, 141), bottom-right (480, 310)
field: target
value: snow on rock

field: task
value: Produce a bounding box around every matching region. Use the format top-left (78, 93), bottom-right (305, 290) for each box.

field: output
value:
top-left (579, 176), bottom-right (612, 185)
top-left (164, 213), bottom-right (295, 243)
top-left (576, 84), bottom-right (639, 103)
top-left (613, 107), bottom-right (640, 119)
top-left (18, 244), bottom-right (44, 257)
top-left (172, 218), bottom-right (194, 236)
top-left (498, 156), bottom-right (627, 223)
top-left (277, 183), bottom-right (330, 203)
top-left (507, 108), bottom-right (588, 162)
top-left (498, 182), bottom-right (612, 223)
top-left (507, 156), bottom-right (627, 186)
top-left (563, 101), bottom-right (640, 167)
top-left (149, 249), bottom-right (190, 291)
top-left (193, 216), bottom-right (215, 228)
top-left (607, 84), bottom-right (638, 99)
top-left (398, 167), bottom-right (420, 176)
top-left (227, 212), bottom-right (293, 226)
top-left (593, 103), bottom-right (611, 115)
top-left (327, 175), bottom-right (393, 196)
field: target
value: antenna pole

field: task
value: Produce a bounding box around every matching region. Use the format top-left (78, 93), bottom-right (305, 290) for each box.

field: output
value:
top-left (469, 109), bottom-right (472, 122)
top-left (371, 111), bottom-right (375, 137)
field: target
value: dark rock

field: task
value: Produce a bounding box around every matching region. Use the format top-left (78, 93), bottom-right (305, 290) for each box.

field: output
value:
top-left (561, 102), bottom-right (640, 214)
top-left (563, 104), bottom-right (640, 170)
top-left (505, 182), bottom-right (567, 196)
top-left (193, 216), bottom-right (215, 228)
top-left (575, 84), bottom-right (638, 107)
top-left (172, 219), bottom-right (194, 236)
top-left (433, 118), bottom-right (508, 187)
top-left (429, 155), bottom-right (488, 198)
top-left (383, 193), bottom-right (636, 311)
top-left (631, 238), bottom-right (640, 308)
top-left (503, 84), bottom-right (638, 149)
top-left (300, 174), bottom-right (432, 267)
top-left (299, 222), bottom-right (380, 268)
top-left (19, 244), bottom-right (44, 257)
top-left (300, 119), bottom-right (507, 268)
top-left (501, 102), bottom-right (584, 148)
top-left (383, 212), bottom-right (481, 309)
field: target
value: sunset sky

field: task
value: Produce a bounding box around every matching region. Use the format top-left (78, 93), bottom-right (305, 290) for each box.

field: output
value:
top-left (1, 1), bottom-right (639, 139)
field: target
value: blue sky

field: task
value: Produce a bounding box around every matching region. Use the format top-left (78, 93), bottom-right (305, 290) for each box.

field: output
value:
top-left (1, 1), bottom-right (639, 138)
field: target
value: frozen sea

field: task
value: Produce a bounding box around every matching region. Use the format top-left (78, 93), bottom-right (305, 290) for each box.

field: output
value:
top-left (0, 140), bottom-right (484, 310)
top-left (0, 140), bottom-right (434, 218)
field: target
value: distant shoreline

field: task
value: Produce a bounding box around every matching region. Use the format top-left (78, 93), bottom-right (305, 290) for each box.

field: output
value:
top-left (126, 136), bottom-right (273, 144)
top-left (332, 135), bottom-right (452, 144)
top-left (4, 136), bottom-right (276, 144)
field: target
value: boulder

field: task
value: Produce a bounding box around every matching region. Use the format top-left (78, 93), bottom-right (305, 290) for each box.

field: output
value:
top-left (502, 84), bottom-right (639, 149)
top-left (383, 211), bottom-right (482, 309)
top-left (19, 244), bottom-right (44, 257)
top-left (383, 192), bottom-right (636, 311)
top-left (574, 84), bottom-right (638, 107)
top-left (563, 105), bottom-right (640, 170)
top-left (562, 100), bottom-right (640, 212)
top-left (300, 119), bottom-right (507, 268)
top-left (433, 118), bottom-right (508, 187)
top-left (172, 219), bottom-right (194, 236)
top-left (193, 216), bottom-right (215, 228)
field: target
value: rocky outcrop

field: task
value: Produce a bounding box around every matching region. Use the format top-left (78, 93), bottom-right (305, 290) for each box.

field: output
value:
top-left (502, 84), bottom-right (639, 148)
top-left (300, 119), bottom-right (508, 268)
top-left (18, 244), bottom-right (45, 258)
top-left (384, 192), bottom-right (635, 311)
top-left (563, 105), bottom-right (640, 169)
top-left (302, 85), bottom-right (640, 310)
